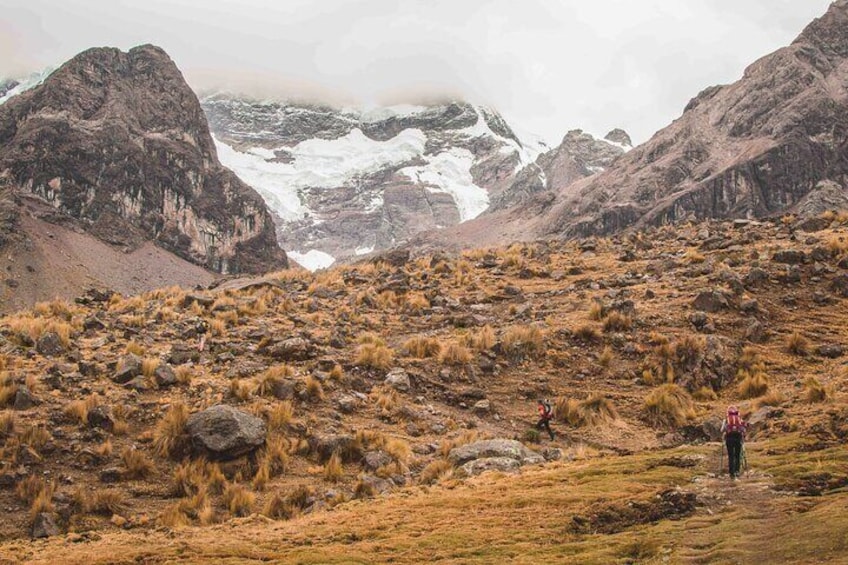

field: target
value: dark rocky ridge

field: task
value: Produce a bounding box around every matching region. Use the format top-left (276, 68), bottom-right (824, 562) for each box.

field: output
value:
top-left (0, 45), bottom-right (287, 274)
top-left (537, 0), bottom-right (848, 238)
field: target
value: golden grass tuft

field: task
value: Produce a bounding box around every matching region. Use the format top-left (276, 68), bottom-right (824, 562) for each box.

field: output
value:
top-left (0, 410), bottom-right (15, 437)
top-left (230, 379), bottom-right (253, 402)
top-left (598, 346), bottom-right (614, 368)
top-left (501, 326), bottom-right (545, 360)
top-left (121, 447), bottom-right (156, 479)
top-left (125, 341), bottom-right (144, 356)
top-left (141, 357), bottom-right (160, 378)
top-left (419, 459), bottom-right (453, 485)
top-left (439, 341), bottom-right (473, 366)
top-left (152, 402), bottom-right (189, 458)
top-left (63, 395), bottom-right (99, 425)
top-left (643, 384), bottom-right (695, 427)
top-left (355, 343), bottom-right (395, 370)
top-left (303, 375), bottom-right (325, 401)
top-left (692, 386), bottom-right (718, 401)
top-left (738, 369), bottom-right (769, 399)
top-left (266, 401), bottom-right (294, 431)
top-left (323, 451), bottom-right (344, 482)
top-left (329, 364), bottom-right (344, 381)
top-left (803, 377), bottom-right (828, 404)
top-left (222, 483), bottom-right (256, 517)
top-left (402, 335), bottom-right (442, 358)
top-left (402, 292), bottom-right (430, 313)
top-left (588, 301), bottom-right (605, 321)
top-left (602, 311), bottom-right (632, 332)
top-left (786, 332), bottom-right (809, 356)
top-left (574, 324), bottom-right (601, 342)
top-left (555, 395), bottom-right (618, 427)
top-left (255, 365), bottom-right (294, 397)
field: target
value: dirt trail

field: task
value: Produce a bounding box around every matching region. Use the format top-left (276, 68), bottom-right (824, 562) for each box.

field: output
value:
top-left (674, 446), bottom-right (784, 564)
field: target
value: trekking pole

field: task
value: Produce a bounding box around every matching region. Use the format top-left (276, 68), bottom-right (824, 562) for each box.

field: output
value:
top-left (741, 445), bottom-right (749, 476)
top-left (718, 443), bottom-right (724, 476)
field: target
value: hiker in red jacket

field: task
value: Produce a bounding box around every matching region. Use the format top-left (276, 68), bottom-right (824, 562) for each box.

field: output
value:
top-left (721, 405), bottom-right (747, 479)
top-left (536, 399), bottom-right (555, 441)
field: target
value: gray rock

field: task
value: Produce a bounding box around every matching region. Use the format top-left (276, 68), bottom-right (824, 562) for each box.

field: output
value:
top-left (448, 439), bottom-right (544, 467)
top-left (186, 405), bottom-right (267, 460)
top-left (153, 364), bottom-right (178, 387)
top-left (772, 249), bottom-right (807, 264)
top-left (36, 332), bottom-right (65, 357)
top-left (384, 368), bottom-right (411, 392)
top-left (831, 274), bottom-right (848, 298)
top-left (458, 456), bottom-right (521, 477)
top-left (817, 344), bottom-right (844, 358)
top-left (267, 337), bottom-right (315, 361)
top-left (13, 387), bottom-right (39, 410)
top-left (472, 399), bottom-right (491, 416)
top-left (88, 405), bottom-right (115, 431)
top-left (113, 354), bottom-right (142, 384)
top-left (691, 290), bottom-right (729, 313)
top-left (745, 320), bottom-right (768, 343)
top-left (309, 434), bottom-right (363, 463)
top-left (31, 513), bottom-right (59, 539)
top-left (363, 450), bottom-right (392, 471)
top-left (337, 394), bottom-right (360, 414)
top-left (744, 268), bottom-right (770, 286)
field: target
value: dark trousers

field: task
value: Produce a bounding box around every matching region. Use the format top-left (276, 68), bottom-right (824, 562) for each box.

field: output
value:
top-left (726, 432), bottom-right (743, 477)
top-left (536, 418), bottom-right (554, 440)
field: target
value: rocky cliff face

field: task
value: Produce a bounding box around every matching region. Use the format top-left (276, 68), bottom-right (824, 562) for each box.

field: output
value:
top-left (0, 45), bottom-right (287, 274)
top-left (539, 0), bottom-right (848, 237)
top-left (204, 94), bottom-right (628, 269)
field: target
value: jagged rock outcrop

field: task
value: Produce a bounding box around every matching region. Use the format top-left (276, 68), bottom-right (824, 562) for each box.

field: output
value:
top-left (489, 129), bottom-right (631, 212)
top-left (0, 45), bottom-right (287, 274)
top-left (540, 0), bottom-right (848, 237)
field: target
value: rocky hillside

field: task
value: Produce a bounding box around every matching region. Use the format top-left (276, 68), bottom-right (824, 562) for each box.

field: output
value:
top-left (203, 95), bottom-right (628, 269)
top-left (0, 214), bottom-right (846, 562)
top-left (0, 45), bottom-right (288, 279)
top-left (532, 0), bottom-right (848, 238)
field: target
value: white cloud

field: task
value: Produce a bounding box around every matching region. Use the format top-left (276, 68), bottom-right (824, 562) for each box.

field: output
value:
top-left (0, 0), bottom-right (834, 144)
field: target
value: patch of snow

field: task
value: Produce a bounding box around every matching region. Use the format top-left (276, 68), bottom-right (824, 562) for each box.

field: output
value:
top-left (0, 67), bottom-right (54, 105)
top-left (604, 139), bottom-right (632, 152)
top-left (461, 106), bottom-right (548, 173)
top-left (355, 245), bottom-right (375, 256)
top-left (288, 249), bottom-right (336, 271)
top-left (357, 104), bottom-right (429, 123)
top-left (587, 165), bottom-right (605, 175)
top-left (215, 128), bottom-right (428, 222)
top-left (399, 148), bottom-right (489, 222)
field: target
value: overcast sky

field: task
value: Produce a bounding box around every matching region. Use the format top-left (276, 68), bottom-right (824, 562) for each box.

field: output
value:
top-left (0, 0), bottom-right (834, 145)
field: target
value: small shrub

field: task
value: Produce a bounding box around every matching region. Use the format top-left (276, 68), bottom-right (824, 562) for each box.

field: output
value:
top-left (303, 375), bottom-right (325, 401)
top-left (555, 395), bottom-right (618, 427)
top-left (0, 411), bottom-right (15, 437)
top-left (174, 365), bottom-right (194, 385)
top-left (323, 451), bottom-right (344, 482)
top-left (125, 341), bottom-right (144, 356)
top-left (152, 403), bottom-right (189, 458)
top-left (28, 488), bottom-right (55, 520)
top-left (501, 326), bottom-right (545, 360)
top-left (574, 324), bottom-right (600, 342)
top-left (402, 292), bottom-right (430, 313)
top-left (121, 447), bottom-right (155, 479)
top-left (439, 342), bottom-right (472, 366)
top-left (419, 459), bottom-right (453, 485)
top-left (465, 325), bottom-right (496, 351)
top-left (230, 379), bottom-right (252, 402)
top-left (255, 365), bottom-right (293, 397)
top-left (16, 475), bottom-right (51, 505)
top-left (643, 384), bottom-right (695, 427)
top-left (675, 335), bottom-right (705, 368)
top-left (88, 489), bottom-right (126, 516)
top-left (63, 395), bottom-right (99, 425)
top-left (402, 336), bottom-right (442, 358)
top-left (355, 343), bottom-right (394, 370)
top-left (738, 369), bottom-right (769, 399)
top-left (371, 386), bottom-right (400, 417)
top-left (222, 483), bottom-right (255, 517)
top-left (329, 364), bottom-right (344, 381)
top-left (266, 401), bottom-right (294, 431)
top-left (804, 377), bottom-right (828, 403)
top-left (786, 332), bottom-right (809, 356)
top-left (602, 311), bottom-right (632, 332)
top-left (588, 301), bottom-right (605, 321)
top-left (692, 387), bottom-right (717, 402)
top-left (141, 357), bottom-right (160, 378)
top-left (598, 346), bottom-right (614, 368)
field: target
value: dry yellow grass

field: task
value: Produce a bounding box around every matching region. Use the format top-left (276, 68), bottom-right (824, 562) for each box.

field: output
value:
top-left (355, 343), bottom-right (394, 369)
top-left (786, 331), bottom-right (809, 356)
top-left (438, 341), bottom-right (472, 366)
top-left (402, 335), bottom-right (442, 358)
top-left (121, 447), bottom-right (156, 479)
top-left (602, 311), bottom-right (632, 332)
top-left (738, 369), bottom-right (769, 399)
top-left (643, 384), bottom-right (695, 427)
top-left (323, 451), bottom-right (344, 482)
top-left (152, 402), bottom-right (189, 458)
top-left (501, 326), bottom-right (545, 359)
top-left (555, 395), bottom-right (618, 427)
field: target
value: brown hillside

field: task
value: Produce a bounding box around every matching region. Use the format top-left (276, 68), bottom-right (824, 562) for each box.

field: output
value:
top-left (0, 216), bottom-right (847, 562)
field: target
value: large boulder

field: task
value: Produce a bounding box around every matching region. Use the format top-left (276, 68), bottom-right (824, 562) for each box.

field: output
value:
top-left (457, 457), bottom-right (522, 477)
top-left (691, 290), bottom-right (730, 313)
top-left (186, 405), bottom-right (266, 460)
top-left (113, 354), bottom-right (142, 384)
top-left (448, 439), bottom-right (544, 468)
